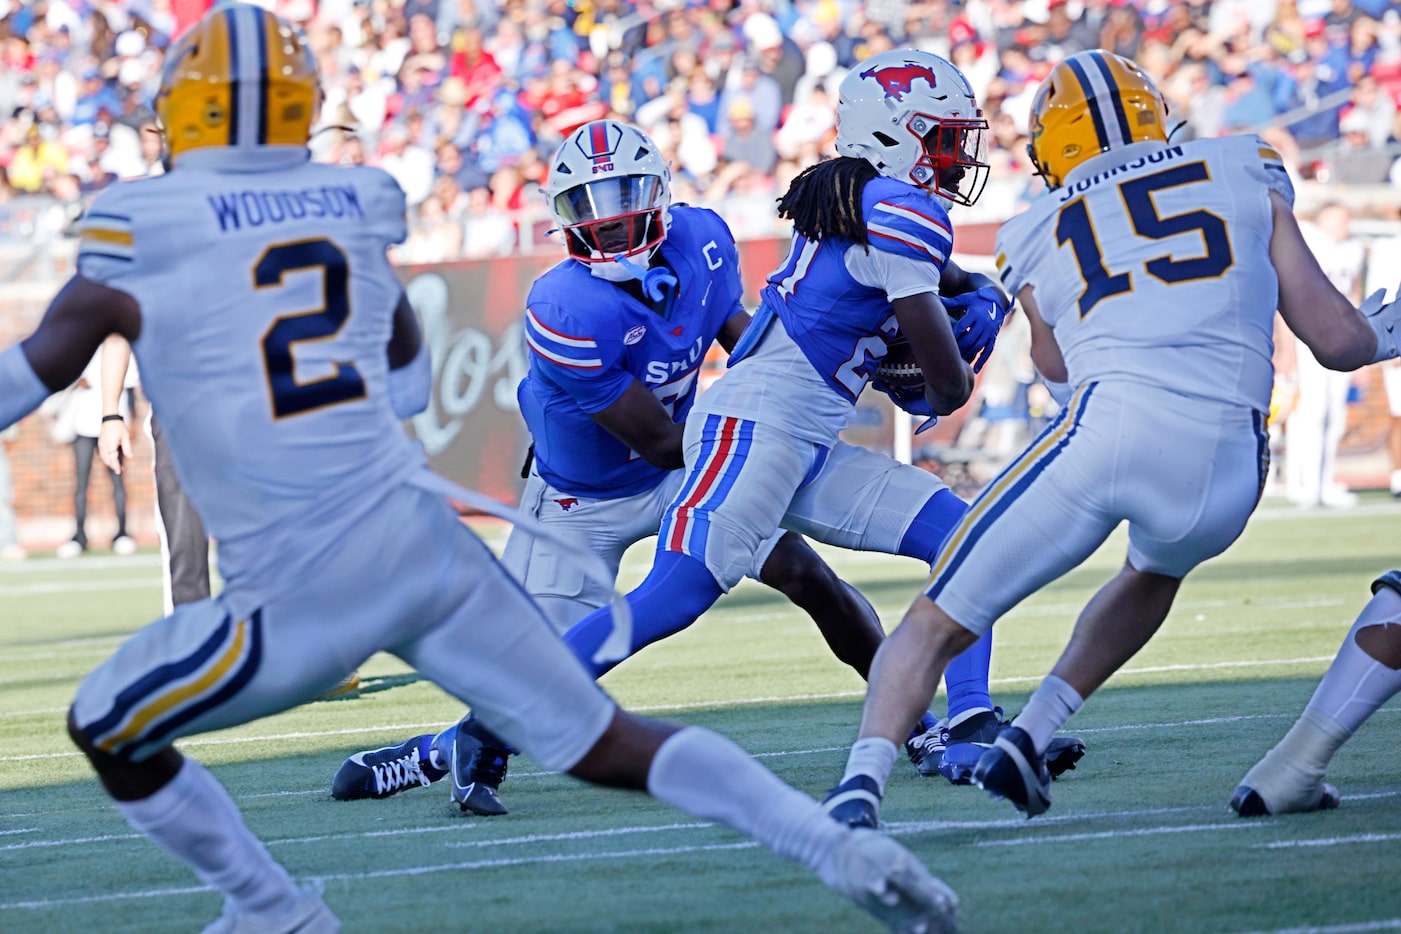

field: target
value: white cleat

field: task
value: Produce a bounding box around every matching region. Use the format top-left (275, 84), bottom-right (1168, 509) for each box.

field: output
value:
top-left (202, 883), bottom-right (340, 934)
top-left (1230, 746), bottom-right (1340, 818)
top-left (829, 829), bottom-right (959, 934)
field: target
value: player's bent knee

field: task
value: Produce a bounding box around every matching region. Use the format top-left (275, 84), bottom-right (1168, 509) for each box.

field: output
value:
top-left (67, 707), bottom-right (184, 800)
top-left (1355, 623), bottom-right (1401, 669)
top-left (567, 709), bottom-right (678, 791)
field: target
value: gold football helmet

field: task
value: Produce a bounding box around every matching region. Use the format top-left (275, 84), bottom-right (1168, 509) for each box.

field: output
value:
top-left (157, 2), bottom-right (319, 161)
top-left (1027, 50), bottom-right (1168, 189)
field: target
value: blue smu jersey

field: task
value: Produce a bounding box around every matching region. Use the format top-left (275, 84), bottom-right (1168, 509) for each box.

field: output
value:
top-left (757, 176), bottom-right (953, 402)
top-left (518, 206), bottom-right (744, 498)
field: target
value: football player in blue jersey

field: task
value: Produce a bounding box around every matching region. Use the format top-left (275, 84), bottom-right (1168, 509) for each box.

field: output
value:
top-left (483, 51), bottom-right (1086, 831)
top-left (335, 118), bottom-right (959, 814)
top-left (0, 15), bottom-right (962, 930)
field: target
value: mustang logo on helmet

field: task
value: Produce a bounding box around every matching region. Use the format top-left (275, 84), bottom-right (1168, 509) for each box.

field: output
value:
top-left (859, 63), bottom-right (939, 102)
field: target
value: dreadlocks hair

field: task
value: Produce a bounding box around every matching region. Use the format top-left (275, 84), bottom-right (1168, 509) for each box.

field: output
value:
top-left (776, 156), bottom-right (879, 245)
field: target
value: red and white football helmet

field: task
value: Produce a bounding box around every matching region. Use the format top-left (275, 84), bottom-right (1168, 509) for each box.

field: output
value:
top-left (543, 120), bottom-right (672, 279)
top-left (836, 50), bottom-right (990, 206)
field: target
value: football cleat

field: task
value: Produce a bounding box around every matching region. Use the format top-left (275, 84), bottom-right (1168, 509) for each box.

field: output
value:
top-left (921, 707), bottom-right (1005, 782)
top-left (827, 829), bottom-right (959, 934)
top-left (1229, 741), bottom-right (1342, 818)
top-left (449, 717), bottom-right (513, 816)
top-left (904, 715), bottom-right (947, 771)
top-left (1229, 782), bottom-right (1340, 818)
top-left (927, 709), bottom-right (1087, 785)
top-left (331, 734), bottom-right (445, 801)
top-left (202, 882), bottom-right (339, 933)
top-left (971, 726), bottom-right (1052, 818)
top-left (822, 775), bottom-right (883, 830)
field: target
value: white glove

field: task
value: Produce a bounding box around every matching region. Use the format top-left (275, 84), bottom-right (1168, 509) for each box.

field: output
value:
top-left (1361, 287), bottom-right (1401, 364)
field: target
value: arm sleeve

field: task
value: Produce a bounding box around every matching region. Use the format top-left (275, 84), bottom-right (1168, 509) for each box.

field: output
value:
top-left (522, 301), bottom-right (631, 414)
top-left (359, 166), bottom-right (410, 247)
top-left (843, 243), bottom-right (943, 300)
top-left (1244, 136), bottom-right (1295, 208)
top-left (865, 195), bottom-right (953, 269)
top-left (75, 189), bottom-right (139, 290)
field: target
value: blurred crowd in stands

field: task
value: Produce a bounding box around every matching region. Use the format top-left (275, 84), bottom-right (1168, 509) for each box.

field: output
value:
top-left (5, 0), bottom-right (1401, 261)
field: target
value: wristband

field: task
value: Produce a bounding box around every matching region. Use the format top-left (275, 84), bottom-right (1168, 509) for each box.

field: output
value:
top-left (102, 414), bottom-right (124, 423)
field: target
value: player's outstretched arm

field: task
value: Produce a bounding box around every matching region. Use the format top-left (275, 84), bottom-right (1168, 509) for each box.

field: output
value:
top-left (1271, 192), bottom-right (1396, 370)
top-left (1, 276), bottom-right (140, 432)
top-left (97, 334), bottom-right (133, 474)
top-left (589, 381), bottom-right (686, 470)
top-left (892, 292), bottom-right (974, 416)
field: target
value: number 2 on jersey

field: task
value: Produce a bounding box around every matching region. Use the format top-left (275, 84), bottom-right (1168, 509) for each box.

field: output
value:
top-left (255, 238), bottom-right (367, 419)
top-left (1056, 161), bottom-right (1234, 318)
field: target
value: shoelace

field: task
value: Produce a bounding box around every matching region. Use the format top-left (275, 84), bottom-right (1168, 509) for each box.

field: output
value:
top-left (371, 747), bottom-right (433, 795)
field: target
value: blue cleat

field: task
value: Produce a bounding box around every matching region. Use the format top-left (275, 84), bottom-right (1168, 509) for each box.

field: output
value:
top-left (822, 775), bottom-right (883, 829)
top-left (332, 734), bottom-right (446, 800)
top-left (925, 708), bottom-right (1086, 786)
top-left (971, 725), bottom-right (1053, 818)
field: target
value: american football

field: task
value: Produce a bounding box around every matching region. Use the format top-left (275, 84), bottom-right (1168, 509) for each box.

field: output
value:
top-left (875, 336), bottom-right (924, 388)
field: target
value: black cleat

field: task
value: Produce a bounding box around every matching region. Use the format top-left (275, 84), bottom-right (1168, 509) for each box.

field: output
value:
top-left (821, 775), bottom-right (883, 829)
top-left (449, 717), bottom-right (513, 816)
top-left (332, 734), bottom-right (445, 801)
top-left (972, 726), bottom-right (1052, 818)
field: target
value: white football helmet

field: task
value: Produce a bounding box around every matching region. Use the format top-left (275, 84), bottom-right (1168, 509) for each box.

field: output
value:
top-left (836, 50), bottom-right (990, 206)
top-left (543, 120), bottom-right (672, 279)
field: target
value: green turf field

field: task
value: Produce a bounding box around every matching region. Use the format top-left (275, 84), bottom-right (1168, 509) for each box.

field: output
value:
top-left (2, 504), bottom-right (1399, 933)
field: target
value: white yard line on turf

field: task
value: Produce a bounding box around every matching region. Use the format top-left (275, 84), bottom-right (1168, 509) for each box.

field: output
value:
top-left (6, 797), bottom-right (1401, 911)
top-left (0, 577), bottom-right (160, 599)
top-left (1238, 921), bottom-right (1401, 934)
top-left (6, 699), bottom-right (1397, 766)
top-left (972, 822), bottom-right (1264, 847)
top-left (1256, 831), bottom-right (1401, 849)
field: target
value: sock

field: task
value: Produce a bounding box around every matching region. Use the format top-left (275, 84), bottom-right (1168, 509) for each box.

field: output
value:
top-left (947, 706), bottom-right (992, 731)
top-left (944, 630), bottom-right (994, 721)
top-left (1390, 469), bottom-right (1401, 495)
top-left (840, 737), bottom-right (899, 790)
top-left (646, 726), bottom-right (848, 885)
top-left (115, 759), bottom-right (300, 918)
top-left (1013, 675), bottom-right (1083, 756)
top-left (563, 551), bottom-right (722, 678)
top-left (1303, 584), bottom-right (1401, 735)
top-left (896, 488), bottom-right (967, 564)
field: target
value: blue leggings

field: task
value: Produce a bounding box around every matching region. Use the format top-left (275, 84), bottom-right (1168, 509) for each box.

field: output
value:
top-left (897, 488), bottom-right (994, 719)
top-left (563, 485), bottom-right (994, 718)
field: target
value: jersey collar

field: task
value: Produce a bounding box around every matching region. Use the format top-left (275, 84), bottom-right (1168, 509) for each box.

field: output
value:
top-left (171, 146), bottom-right (311, 174)
top-left (1061, 140), bottom-right (1169, 188)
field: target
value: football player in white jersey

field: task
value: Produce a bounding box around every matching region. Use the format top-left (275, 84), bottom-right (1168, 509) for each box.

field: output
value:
top-left (0, 7), bottom-right (959, 930)
top-left (829, 49), bottom-right (1401, 824)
